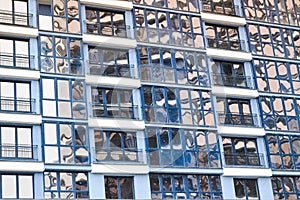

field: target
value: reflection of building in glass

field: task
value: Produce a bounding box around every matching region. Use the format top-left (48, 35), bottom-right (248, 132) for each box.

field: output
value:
top-left (1, 0), bottom-right (299, 199)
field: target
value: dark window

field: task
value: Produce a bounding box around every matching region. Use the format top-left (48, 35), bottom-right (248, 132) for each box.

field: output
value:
top-left (150, 174), bottom-right (222, 199)
top-left (44, 172), bottom-right (89, 198)
top-left (105, 176), bottom-right (134, 199)
top-left (94, 130), bottom-right (138, 162)
top-left (272, 176), bottom-right (300, 199)
top-left (202, 0), bottom-right (239, 16)
top-left (234, 179), bottom-right (259, 200)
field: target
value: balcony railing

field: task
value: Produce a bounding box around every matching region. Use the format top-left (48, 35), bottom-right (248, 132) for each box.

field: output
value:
top-left (223, 153), bottom-right (266, 168)
top-left (0, 52), bottom-right (35, 69)
top-left (94, 147), bottom-right (143, 163)
top-left (0, 144), bottom-right (38, 160)
top-left (91, 103), bottom-right (139, 119)
top-left (88, 62), bottom-right (138, 79)
top-left (206, 37), bottom-right (248, 51)
top-left (218, 112), bottom-right (259, 127)
top-left (84, 21), bottom-right (134, 39)
top-left (0, 9), bottom-right (33, 27)
top-left (212, 73), bottom-right (254, 89)
top-left (0, 97), bottom-right (35, 113)
top-left (201, 1), bottom-right (243, 17)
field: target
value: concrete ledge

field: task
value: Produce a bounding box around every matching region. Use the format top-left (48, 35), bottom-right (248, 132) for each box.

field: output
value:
top-left (0, 113), bottom-right (42, 125)
top-left (92, 163), bottom-right (149, 174)
top-left (212, 86), bottom-right (258, 98)
top-left (86, 75), bottom-right (140, 88)
top-left (83, 34), bottom-right (137, 49)
top-left (0, 67), bottom-right (39, 80)
top-left (223, 167), bottom-right (272, 177)
top-left (88, 117), bottom-right (145, 130)
top-left (202, 12), bottom-right (246, 26)
top-left (0, 24), bottom-right (38, 38)
top-left (0, 161), bottom-right (44, 172)
top-left (207, 48), bottom-right (252, 61)
top-left (217, 125), bottom-right (265, 136)
top-left (80, 0), bottom-right (133, 10)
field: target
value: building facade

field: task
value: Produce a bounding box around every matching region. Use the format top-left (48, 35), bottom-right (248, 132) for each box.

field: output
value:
top-left (0, 0), bottom-right (299, 199)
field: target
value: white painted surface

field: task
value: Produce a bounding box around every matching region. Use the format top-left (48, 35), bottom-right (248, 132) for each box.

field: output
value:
top-left (91, 163), bottom-right (149, 174)
top-left (88, 117), bottom-right (145, 130)
top-left (0, 24), bottom-right (38, 38)
top-left (217, 126), bottom-right (266, 136)
top-left (83, 34), bottom-right (137, 49)
top-left (201, 12), bottom-right (246, 26)
top-left (212, 86), bottom-right (259, 98)
top-left (80, 0), bottom-right (133, 10)
top-left (0, 67), bottom-right (40, 80)
top-left (86, 75), bottom-right (141, 88)
top-left (0, 161), bottom-right (44, 172)
top-left (0, 113), bottom-right (42, 124)
top-left (207, 48), bottom-right (252, 61)
top-left (223, 167), bottom-right (272, 177)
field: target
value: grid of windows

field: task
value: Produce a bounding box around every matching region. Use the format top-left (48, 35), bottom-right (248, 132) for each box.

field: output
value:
top-left (248, 23), bottom-right (300, 59)
top-left (44, 172), bottom-right (88, 199)
top-left (266, 134), bottom-right (300, 170)
top-left (94, 130), bottom-right (138, 162)
top-left (138, 47), bottom-right (209, 86)
top-left (40, 35), bottom-right (83, 75)
top-left (143, 86), bottom-right (214, 126)
top-left (0, 0), bottom-right (30, 26)
top-left (133, 0), bottom-right (200, 12)
top-left (146, 128), bottom-right (220, 167)
top-left (254, 58), bottom-right (300, 94)
top-left (260, 96), bottom-right (300, 131)
top-left (105, 176), bottom-right (134, 199)
top-left (41, 78), bottom-right (86, 119)
top-left (0, 174), bottom-right (33, 199)
top-left (244, 0), bottom-right (300, 26)
top-left (43, 122), bottom-right (88, 165)
top-left (134, 8), bottom-right (204, 47)
top-left (38, 0), bottom-right (80, 33)
top-left (272, 176), bottom-right (300, 199)
top-left (150, 174), bottom-right (222, 199)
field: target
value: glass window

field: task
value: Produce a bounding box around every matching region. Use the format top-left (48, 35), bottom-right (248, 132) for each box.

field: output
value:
top-left (143, 86), bottom-right (214, 126)
top-left (272, 176), bottom-right (300, 199)
top-left (0, 0), bottom-right (30, 26)
top-left (134, 8), bottom-right (204, 48)
top-left (146, 128), bottom-right (220, 168)
top-left (202, 0), bottom-right (238, 16)
top-left (1, 174), bottom-right (33, 199)
top-left (43, 122), bottom-right (88, 164)
top-left (91, 87), bottom-right (134, 119)
top-left (150, 174), bottom-right (222, 199)
top-left (42, 78), bottom-right (86, 119)
top-left (0, 38), bottom-right (30, 68)
top-left (234, 179), bottom-right (259, 200)
top-left (132, 0), bottom-right (200, 12)
top-left (206, 24), bottom-right (243, 51)
top-left (44, 172), bottom-right (88, 199)
top-left (138, 47), bottom-right (209, 87)
top-left (40, 35), bottom-right (83, 75)
top-left (38, 0), bottom-right (80, 33)
top-left (94, 130), bottom-right (138, 162)
top-left (105, 176), bottom-right (134, 199)
top-left (266, 134), bottom-right (300, 170)
top-left (260, 97), bottom-right (300, 131)
top-left (88, 46), bottom-right (131, 78)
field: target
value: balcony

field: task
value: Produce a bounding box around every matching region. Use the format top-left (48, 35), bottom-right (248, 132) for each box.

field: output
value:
top-left (212, 73), bottom-right (254, 89)
top-left (0, 144), bottom-right (38, 160)
top-left (201, 1), bottom-right (243, 17)
top-left (218, 112), bottom-right (259, 127)
top-left (223, 153), bottom-right (267, 168)
top-left (0, 53), bottom-right (35, 69)
top-left (94, 147), bottom-right (144, 163)
top-left (0, 97), bottom-right (36, 113)
top-left (0, 9), bottom-right (33, 27)
top-left (206, 37), bottom-right (247, 52)
top-left (91, 103), bottom-right (139, 119)
top-left (88, 62), bottom-right (138, 79)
